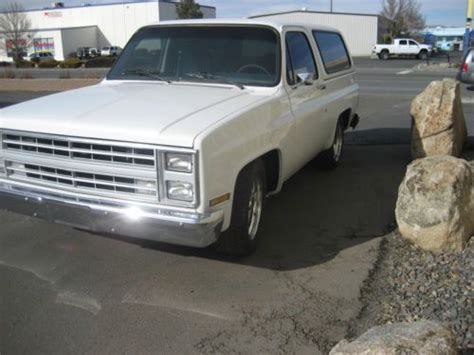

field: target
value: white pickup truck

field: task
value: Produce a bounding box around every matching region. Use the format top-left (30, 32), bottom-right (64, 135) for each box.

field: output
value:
top-left (373, 38), bottom-right (432, 60)
top-left (0, 19), bottom-right (359, 256)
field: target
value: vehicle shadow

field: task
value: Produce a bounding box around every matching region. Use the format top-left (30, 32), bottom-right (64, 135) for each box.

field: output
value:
top-left (107, 128), bottom-right (412, 271)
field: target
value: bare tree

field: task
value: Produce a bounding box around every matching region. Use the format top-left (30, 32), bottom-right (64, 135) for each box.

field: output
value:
top-left (380, 0), bottom-right (425, 41)
top-left (0, 1), bottom-right (35, 65)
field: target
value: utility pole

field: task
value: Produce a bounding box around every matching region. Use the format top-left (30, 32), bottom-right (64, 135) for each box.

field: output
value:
top-left (330, 0), bottom-right (333, 13)
top-left (464, 0), bottom-right (473, 55)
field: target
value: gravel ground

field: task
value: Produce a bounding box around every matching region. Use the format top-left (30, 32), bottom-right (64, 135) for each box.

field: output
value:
top-left (350, 231), bottom-right (473, 353)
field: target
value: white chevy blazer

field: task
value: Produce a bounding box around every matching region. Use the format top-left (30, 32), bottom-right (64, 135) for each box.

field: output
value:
top-left (0, 19), bottom-right (359, 255)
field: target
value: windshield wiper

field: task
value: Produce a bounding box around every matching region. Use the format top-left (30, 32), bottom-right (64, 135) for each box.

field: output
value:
top-left (183, 72), bottom-right (245, 90)
top-left (122, 69), bottom-right (172, 83)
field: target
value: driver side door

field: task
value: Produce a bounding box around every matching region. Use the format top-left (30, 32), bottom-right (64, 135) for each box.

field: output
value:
top-left (284, 28), bottom-right (329, 168)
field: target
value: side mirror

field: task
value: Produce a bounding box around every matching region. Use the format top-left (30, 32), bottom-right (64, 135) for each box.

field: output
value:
top-left (296, 72), bottom-right (314, 86)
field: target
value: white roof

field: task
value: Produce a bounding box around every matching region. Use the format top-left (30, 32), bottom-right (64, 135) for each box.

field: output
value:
top-left (145, 18), bottom-right (340, 34)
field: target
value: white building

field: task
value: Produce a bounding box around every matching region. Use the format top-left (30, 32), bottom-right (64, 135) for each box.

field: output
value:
top-left (0, 0), bottom-right (216, 61)
top-left (251, 10), bottom-right (379, 56)
top-left (421, 27), bottom-right (466, 52)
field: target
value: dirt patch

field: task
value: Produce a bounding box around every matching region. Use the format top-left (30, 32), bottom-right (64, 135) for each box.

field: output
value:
top-left (0, 79), bottom-right (100, 92)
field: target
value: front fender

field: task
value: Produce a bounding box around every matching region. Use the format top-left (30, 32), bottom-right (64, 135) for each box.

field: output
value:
top-left (195, 92), bottom-right (293, 231)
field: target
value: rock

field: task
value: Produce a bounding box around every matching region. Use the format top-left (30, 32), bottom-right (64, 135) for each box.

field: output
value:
top-left (411, 78), bottom-right (467, 159)
top-left (396, 156), bottom-right (474, 253)
top-left (330, 321), bottom-right (457, 355)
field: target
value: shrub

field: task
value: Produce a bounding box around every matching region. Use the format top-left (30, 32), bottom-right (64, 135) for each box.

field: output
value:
top-left (0, 69), bottom-right (15, 79)
top-left (38, 59), bottom-right (59, 68)
top-left (85, 56), bottom-right (116, 68)
top-left (15, 60), bottom-right (34, 68)
top-left (20, 73), bottom-right (33, 79)
top-left (60, 58), bottom-right (83, 68)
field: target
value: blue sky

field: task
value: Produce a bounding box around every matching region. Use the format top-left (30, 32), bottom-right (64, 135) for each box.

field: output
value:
top-left (14, 0), bottom-right (468, 26)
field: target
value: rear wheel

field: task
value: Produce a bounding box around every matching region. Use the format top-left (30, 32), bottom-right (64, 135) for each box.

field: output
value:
top-left (418, 50), bottom-right (428, 60)
top-left (215, 161), bottom-right (266, 256)
top-left (379, 51), bottom-right (389, 60)
top-left (317, 119), bottom-right (344, 170)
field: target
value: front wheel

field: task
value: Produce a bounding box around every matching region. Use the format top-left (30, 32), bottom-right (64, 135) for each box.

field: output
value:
top-left (317, 119), bottom-right (344, 170)
top-left (215, 161), bottom-right (266, 256)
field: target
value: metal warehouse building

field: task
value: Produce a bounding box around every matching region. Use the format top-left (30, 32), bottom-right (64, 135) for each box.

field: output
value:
top-left (0, 0), bottom-right (216, 61)
top-left (251, 10), bottom-right (379, 56)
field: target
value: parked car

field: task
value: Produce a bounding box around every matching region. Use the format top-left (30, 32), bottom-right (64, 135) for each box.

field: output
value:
top-left (0, 19), bottom-right (359, 256)
top-left (76, 47), bottom-right (99, 59)
top-left (373, 38), bottom-right (432, 60)
top-left (101, 46), bottom-right (122, 56)
top-left (29, 52), bottom-right (55, 63)
top-left (457, 47), bottom-right (474, 84)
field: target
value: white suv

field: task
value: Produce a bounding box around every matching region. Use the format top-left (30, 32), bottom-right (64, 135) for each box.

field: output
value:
top-left (101, 46), bottom-right (122, 56)
top-left (0, 19), bottom-right (359, 255)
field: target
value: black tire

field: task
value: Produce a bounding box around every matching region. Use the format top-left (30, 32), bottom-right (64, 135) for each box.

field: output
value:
top-left (418, 50), bottom-right (428, 60)
top-left (379, 51), bottom-right (389, 60)
top-left (215, 160), bottom-right (266, 256)
top-left (317, 119), bottom-right (344, 170)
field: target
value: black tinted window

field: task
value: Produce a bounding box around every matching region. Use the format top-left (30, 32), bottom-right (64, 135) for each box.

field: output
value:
top-left (399, 40), bottom-right (407, 45)
top-left (286, 32), bottom-right (317, 85)
top-left (313, 31), bottom-right (351, 74)
top-left (409, 40), bottom-right (417, 45)
top-left (108, 26), bottom-right (281, 87)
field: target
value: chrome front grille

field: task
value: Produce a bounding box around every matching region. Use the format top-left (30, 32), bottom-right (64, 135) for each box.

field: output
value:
top-left (5, 161), bottom-right (158, 199)
top-left (2, 132), bottom-right (156, 168)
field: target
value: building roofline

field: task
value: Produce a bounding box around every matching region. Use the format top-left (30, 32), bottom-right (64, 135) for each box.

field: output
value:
top-left (249, 9), bottom-right (379, 19)
top-left (33, 25), bottom-right (99, 32)
top-left (0, 0), bottom-right (216, 14)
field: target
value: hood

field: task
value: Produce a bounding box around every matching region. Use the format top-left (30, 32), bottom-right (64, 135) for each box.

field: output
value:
top-left (0, 81), bottom-right (269, 147)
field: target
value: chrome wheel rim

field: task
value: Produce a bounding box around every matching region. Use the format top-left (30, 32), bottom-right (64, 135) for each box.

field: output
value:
top-left (247, 179), bottom-right (263, 240)
top-left (333, 124), bottom-right (343, 162)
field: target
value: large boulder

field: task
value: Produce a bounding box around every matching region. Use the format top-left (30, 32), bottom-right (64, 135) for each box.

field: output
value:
top-left (396, 155), bottom-right (474, 253)
top-left (330, 321), bottom-right (457, 355)
top-left (411, 78), bottom-right (467, 159)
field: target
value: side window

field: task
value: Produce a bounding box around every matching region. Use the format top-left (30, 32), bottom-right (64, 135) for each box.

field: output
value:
top-left (286, 31), bottom-right (318, 85)
top-left (409, 40), bottom-right (418, 46)
top-left (399, 40), bottom-right (407, 45)
top-left (313, 31), bottom-right (351, 74)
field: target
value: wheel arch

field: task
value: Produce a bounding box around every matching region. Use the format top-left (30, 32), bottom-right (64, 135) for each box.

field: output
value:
top-left (339, 108), bottom-right (352, 131)
top-left (233, 148), bottom-right (282, 196)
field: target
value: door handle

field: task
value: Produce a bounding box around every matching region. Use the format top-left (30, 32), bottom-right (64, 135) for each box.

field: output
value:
top-left (317, 84), bottom-right (326, 90)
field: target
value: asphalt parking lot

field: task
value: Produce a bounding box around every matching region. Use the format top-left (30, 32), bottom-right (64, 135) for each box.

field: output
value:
top-left (1, 58), bottom-right (472, 354)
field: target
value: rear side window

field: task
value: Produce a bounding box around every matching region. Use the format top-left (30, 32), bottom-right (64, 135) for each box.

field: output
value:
top-left (286, 32), bottom-right (318, 85)
top-left (399, 40), bottom-right (407, 45)
top-left (313, 31), bottom-right (351, 74)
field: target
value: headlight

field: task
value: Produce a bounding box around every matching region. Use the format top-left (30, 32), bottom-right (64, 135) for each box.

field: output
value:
top-left (165, 153), bottom-right (193, 173)
top-left (167, 181), bottom-right (194, 202)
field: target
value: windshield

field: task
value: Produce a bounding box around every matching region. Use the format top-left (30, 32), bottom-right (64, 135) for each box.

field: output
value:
top-left (107, 26), bottom-right (281, 87)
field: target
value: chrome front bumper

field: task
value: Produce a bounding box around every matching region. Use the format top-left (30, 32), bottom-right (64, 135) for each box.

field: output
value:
top-left (0, 179), bottom-right (223, 248)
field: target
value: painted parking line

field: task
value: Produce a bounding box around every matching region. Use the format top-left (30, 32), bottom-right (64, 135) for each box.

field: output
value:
top-left (396, 70), bottom-right (413, 75)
